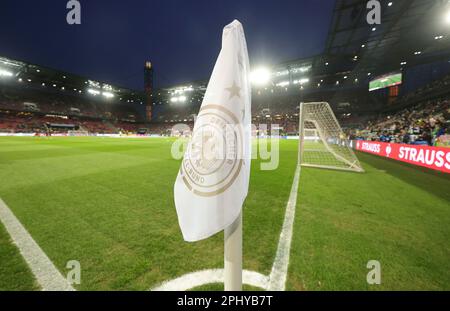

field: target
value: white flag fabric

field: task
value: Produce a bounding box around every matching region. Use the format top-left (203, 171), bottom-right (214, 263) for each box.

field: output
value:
top-left (174, 20), bottom-right (252, 242)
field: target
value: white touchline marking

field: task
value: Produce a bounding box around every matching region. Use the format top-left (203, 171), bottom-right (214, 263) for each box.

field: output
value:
top-left (151, 164), bottom-right (301, 291)
top-left (0, 198), bottom-right (75, 291)
top-left (151, 269), bottom-right (269, 291)
top-left (267, 165), bottom-right (301, 291)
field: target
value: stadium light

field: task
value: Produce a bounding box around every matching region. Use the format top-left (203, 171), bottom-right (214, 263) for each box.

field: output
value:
top-left (250, 67), bottom-right (271, 86)
top-left (446, 10), bottom-right (450, 24)
top-left (102, 91), bottom-right (114, 98)
top-left (170, 95), bottom-right (187, 103)
top-left (293, 78), bottom-right (309, 85)
top-left (88, 88), bottom-right (101, 96)
top-left (276, 81), bottom-right (290, 87)
top-left (0, 69), bottom-right (13, 77)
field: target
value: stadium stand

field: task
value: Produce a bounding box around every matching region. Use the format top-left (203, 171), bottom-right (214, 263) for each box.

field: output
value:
top-left (1, 0), bottom-right (450, 144)
top-left (347, 98), bottom-right (450, 146)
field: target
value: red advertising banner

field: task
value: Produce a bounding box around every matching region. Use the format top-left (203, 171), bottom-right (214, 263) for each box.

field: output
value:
top-left (354, 141), bottom-right (450, 173)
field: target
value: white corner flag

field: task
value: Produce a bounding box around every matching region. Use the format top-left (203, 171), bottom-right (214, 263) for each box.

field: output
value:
top-left (174, 19), bottom-right (251, 244)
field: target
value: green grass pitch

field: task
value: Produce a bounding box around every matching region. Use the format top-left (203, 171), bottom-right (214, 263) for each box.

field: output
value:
top-left (0, 136), bottom-right (448, 290)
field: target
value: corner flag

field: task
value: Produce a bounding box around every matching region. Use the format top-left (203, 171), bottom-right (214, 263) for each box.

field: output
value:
top-left (174, 20), bottom-right (251, 242)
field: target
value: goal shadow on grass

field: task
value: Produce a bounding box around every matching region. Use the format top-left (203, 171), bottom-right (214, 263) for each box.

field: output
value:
top-left (356, 151), bottom-right (450, 202)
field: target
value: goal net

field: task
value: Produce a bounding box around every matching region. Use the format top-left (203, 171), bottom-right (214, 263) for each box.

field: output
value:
top-left (298, 102), bottom-right (364, 172)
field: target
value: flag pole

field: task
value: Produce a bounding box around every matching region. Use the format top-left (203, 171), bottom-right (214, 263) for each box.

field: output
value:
top-left (224, 212), bottom-right (242, 291)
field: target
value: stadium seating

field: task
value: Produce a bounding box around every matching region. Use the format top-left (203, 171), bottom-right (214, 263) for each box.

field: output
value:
top-left (347, 98), bottom-right (449, 146)
top-left (1, 73), bottom-right (450, 144)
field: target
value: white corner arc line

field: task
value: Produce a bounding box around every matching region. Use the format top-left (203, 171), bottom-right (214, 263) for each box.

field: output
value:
top-left (151, 164), bottom-right (301, 291)
top-left (0, 198), bottom-right (75, 291)
top-left (267, 165), bottom-right (301, 291)
top-left (151, 269), bottom-right (269, 291)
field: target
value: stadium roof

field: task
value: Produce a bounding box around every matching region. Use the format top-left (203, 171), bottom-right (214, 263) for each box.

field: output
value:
top-left (323, 0), bottom-right (450, 76)
top-left (152, 80), bottom-right (207, 106)
top-left (154, 0), bottom-right (450, 102)
top-left (0, 55), bottom-right (145, 104)
top-left (3, 0), bottom-right (450, 107)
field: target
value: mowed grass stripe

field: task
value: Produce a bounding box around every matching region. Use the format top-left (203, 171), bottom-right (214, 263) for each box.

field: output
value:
top-left (0, 221), bottom-right (39, 291)
top-left (0, 137), bottom-right (295, 290)
top-left (0, 140), bottom-right (164, 191)
top-left (1, 137), bottom-right (448, 291)
top-left (287, 152), bottom-right (450, 290)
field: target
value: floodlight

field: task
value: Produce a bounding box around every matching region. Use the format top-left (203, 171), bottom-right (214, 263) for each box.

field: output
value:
top-left (293, 78), bottom-right (309, 85)
top-left (250, 67), bottom-right (271, 86)
top-left (102, 92), bottom-right (114, 98)
top-left (0, 69), bottom-right (13, 77)
top-left (276, 81), bottom-right (290, 87)
top-left (88, 89), bottom-right (101, 96)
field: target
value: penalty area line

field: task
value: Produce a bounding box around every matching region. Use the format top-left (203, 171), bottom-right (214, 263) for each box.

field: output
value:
top-left (0, 198), bottom-right (75, 291)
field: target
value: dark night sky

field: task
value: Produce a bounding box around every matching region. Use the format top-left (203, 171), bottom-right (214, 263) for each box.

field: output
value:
top-left (0, 0), bottom-right (335, 90)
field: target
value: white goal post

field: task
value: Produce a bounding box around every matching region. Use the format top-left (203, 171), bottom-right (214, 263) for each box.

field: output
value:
top-left (298, 102), bottom-right (364, 173)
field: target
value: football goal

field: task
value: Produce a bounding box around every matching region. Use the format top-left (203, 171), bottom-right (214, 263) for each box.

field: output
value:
top-left (298, 102), bottom-right (364, 173)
